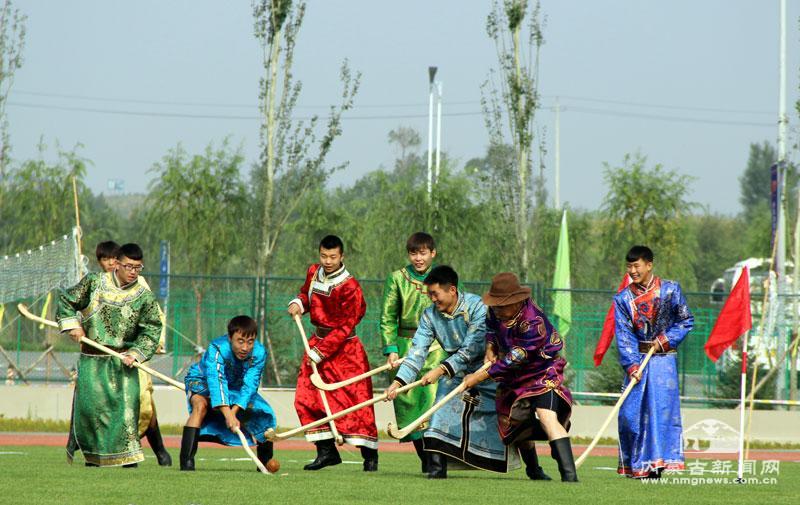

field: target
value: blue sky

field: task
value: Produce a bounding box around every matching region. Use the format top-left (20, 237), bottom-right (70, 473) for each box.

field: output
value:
top-left (8, 0), bottom-right (800, 214)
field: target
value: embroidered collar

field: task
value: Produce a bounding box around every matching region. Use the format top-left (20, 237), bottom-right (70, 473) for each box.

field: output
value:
top-left (628, 276), bottom-right (662, 329)
top-left (630, 275), bottom-right (659, 299)
top-left (440, 291), bottom-right (469, 322)
top-left (310, 263), bottom-right (352, 297)
top-left (501, 299), bottom-right (529, 329)
top-left (317, 263), bottom-right (348, 283)
top-left (403, 264), bottom-right (431, 283)
top-left (110, 270), bottom-right (140, 290)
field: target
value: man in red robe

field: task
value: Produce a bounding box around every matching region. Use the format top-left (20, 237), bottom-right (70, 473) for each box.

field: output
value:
top-left (288, 235), bottom-right (379, 471)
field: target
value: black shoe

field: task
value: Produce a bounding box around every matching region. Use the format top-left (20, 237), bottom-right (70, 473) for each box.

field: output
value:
top-left (427, 452), bottom-right (447, 479)
top-left (412, 439), bottom-right (429, 473)
top-left (518, 442), bottom-right (552, 481)
top-left (360, 446), bottom-right (378, 472)
top-left (303, 439), bottom-right (341, 471)
top-left (179, 426), bottom-right (200, 471)
top-left (549, 438), bottom-right (578, 482)
top-left (257, 441), bottom-right (274, 472)
top-left (144, 421), bottom-right (172, 467)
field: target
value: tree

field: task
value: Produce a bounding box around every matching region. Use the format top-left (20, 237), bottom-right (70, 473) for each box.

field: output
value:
top-left (0, 0), bottom-right (26, 224)
top-left (480, 0), bottom-right (546, 280)
top-left (388, 126), bottom-right (421, 169)
top-left (0, 141), bottom-right (92, 252)
top-left (739, 141), bottom-right (798, 219)
top-left (601, 153), bottom-right (698, 288)
top-left (251, 0), bottom-right (360, 275)
top-left (251, 1), bottom-right (360, 383)
top-left (138, 141), bottom-right (249, 344)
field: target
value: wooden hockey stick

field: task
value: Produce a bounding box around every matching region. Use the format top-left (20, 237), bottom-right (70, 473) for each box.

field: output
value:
top-left (265, 378), bottom-right (424, 441)
top-left (234, 427), bottom-right (270, 474)
top-left (386, 361), bottom-right (492, 440)
top-left (574, 346), bottom-right (657, 469)
top-left (17, 303), bottom-right (185, 391)
top-left (309, 358), bottom-right (405, 391)
top-left (293, 315), bottom-right (344, 445)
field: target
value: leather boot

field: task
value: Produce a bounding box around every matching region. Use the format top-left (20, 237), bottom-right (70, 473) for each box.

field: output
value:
top-left (518, 442), bottom-right (552, 480)
top-left (360, 446), bottom-right (378, 472)
top-left (427, 452), bottom-right (447, 479)
top-left (549, 437), bottom-right (578, 482)
top-left (179, 426), bottom-right (200, 471)
top-left (412, 439), bottom-right (429, 473)
top-left (144, 419), bottom-right (172, 467)
top-left (303, 439), bottom-right (341, 471)
top-left (257, 441), bottom-right (274, 472)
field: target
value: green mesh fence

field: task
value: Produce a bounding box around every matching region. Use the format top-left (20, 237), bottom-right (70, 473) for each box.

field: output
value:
top-left (1, 273), bottom-right (791, 405)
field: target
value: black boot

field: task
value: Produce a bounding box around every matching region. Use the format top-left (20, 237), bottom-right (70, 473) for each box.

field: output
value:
top-left (257, 441), bottom-right (274, 472)
top-left (144, 420), bottom-right (172, 467)
top-left (549, 437), bottom-right (578, 482)
top-left (360, 446), bottom-right (378, 472)
top-left (303, 439), bottom-right (341, 471)
top-left (519, 442), bottom-right (552, 481)
top-left (412, 439), bottom-right (429, 473)
top-left (179, 426), bottom-right (200, 471)
top-left (427, 452), bottom-right (447, 479)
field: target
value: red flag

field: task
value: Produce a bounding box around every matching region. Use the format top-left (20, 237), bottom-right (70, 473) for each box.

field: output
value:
top-left (705, 266), bottom-right (752, 362)
top-left (593, 274), bottom-right (631, 366)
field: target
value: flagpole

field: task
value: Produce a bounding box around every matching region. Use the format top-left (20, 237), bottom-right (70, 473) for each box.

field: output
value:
top-left (737, 329), bottom-right (749, 482)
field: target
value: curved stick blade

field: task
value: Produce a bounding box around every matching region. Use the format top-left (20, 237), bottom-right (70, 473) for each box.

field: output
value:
top-left (309, 373), bottom-right (328, 390)
top-left (235, 428), bottom-right (269, 474)
top-left (386, 422), bottom-right (405, 440)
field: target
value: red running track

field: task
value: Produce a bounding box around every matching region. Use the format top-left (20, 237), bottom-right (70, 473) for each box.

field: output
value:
top-left (1, 433), bottom-right (798, 461)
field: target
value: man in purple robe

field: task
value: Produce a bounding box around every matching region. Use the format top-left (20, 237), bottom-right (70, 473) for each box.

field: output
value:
top-left (463, 272), bottom-right (577, 482)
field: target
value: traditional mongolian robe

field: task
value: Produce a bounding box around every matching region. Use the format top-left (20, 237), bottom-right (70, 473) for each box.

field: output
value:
top-left (381, 265), bottom-right (447, 442)
top-left (290, 264), bottom-right (378, 449)
top-left (184, 336), bottom-right (277, 446)
top-left (136, 275), bottom-right (166, 436)
top-left (486, 298), bottom-right (572, 445)
top-left (394, 292), bottom-right (518, 472)
top-left (614, 277), bottom-right (693, 477)
top-left (57, 272), bottom-right (162, 466)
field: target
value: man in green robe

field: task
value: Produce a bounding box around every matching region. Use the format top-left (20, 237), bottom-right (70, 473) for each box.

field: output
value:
top-left (58, 243), bottom-right (162, 467)
top-left (381, 232), bottom-right (447, 472)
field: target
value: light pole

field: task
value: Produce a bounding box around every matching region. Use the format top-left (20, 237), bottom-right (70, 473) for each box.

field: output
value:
top-left (427, 66), bottom-right (437, 200)
top-left (435, 81), bottom-right (443, 184)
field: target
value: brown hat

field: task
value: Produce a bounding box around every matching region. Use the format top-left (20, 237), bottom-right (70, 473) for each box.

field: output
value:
top-left (482, 272), bottom-right (531, 307)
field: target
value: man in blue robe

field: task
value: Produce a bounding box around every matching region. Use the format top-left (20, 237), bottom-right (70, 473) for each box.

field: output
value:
top-left (179, 315), bottom-right (277, 471)
top-left (614, 246), bottom-right (693, 478)
top-left (387, 265), bottom-right (517, 478)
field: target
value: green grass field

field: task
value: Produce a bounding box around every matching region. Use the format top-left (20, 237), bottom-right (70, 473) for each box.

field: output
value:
top-left (0, 446), bottom-right (797, 505)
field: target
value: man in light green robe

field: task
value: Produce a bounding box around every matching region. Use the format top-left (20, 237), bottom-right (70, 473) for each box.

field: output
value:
top-left (381, 232), bottom-right (447, 472)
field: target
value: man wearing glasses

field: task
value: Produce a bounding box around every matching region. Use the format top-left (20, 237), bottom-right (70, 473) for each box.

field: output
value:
top-left (57, 243), bottom-right (163, 467)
